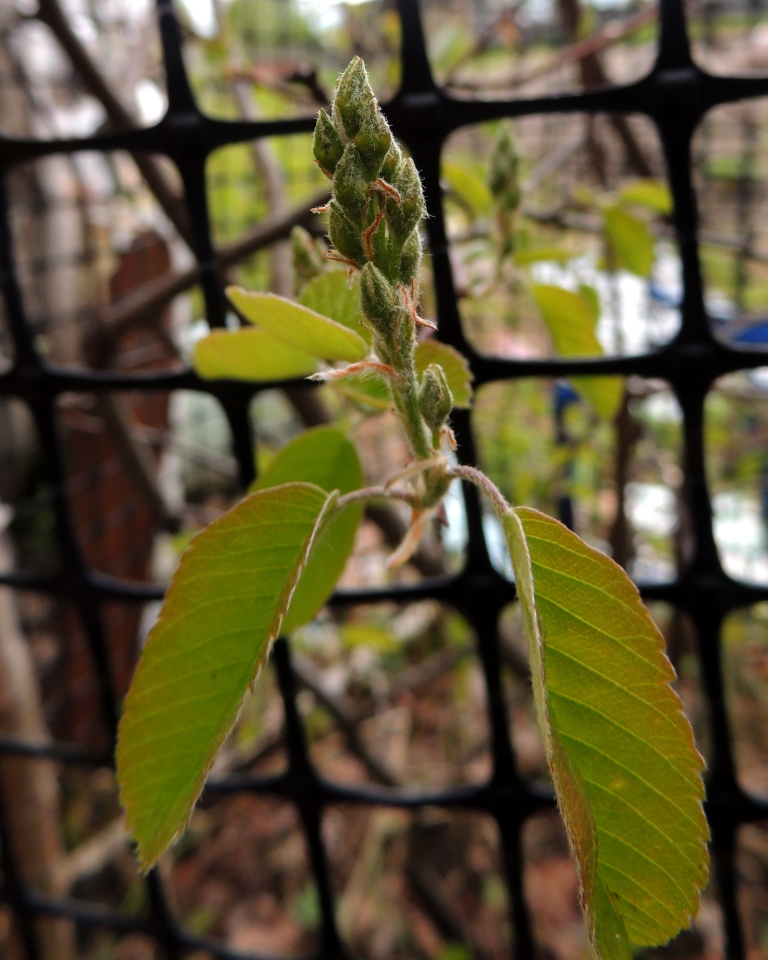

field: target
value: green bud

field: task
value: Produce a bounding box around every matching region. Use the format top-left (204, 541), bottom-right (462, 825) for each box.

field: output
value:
top-left (419, 363), bottom-right (453, 431)
top-left (333, 145), bottom-right (369, 222)
top-left (354, 110), bottom-right (392, 178)
top-left (333, 56), bottom-right (376, 140)
top-left (313, 109), bottom-right (344, 178)
top-left (380, 144), bottom-right (402, 181)
top-left (399, 230), bottom-right (422, 288)
top-left (291, 226), bottom-right (325, 292)
top-left (488, 124), bottom-right (521, 215)
top-left (329, 201), bottom-right (365, 267)
top-left (386, 157), bottom-right (425, 243)
top-left (361, 262), bottom-right (400, 336)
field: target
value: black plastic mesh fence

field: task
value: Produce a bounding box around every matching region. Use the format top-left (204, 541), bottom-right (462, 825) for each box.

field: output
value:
top-left (1, 0), bottom-right (768, 958)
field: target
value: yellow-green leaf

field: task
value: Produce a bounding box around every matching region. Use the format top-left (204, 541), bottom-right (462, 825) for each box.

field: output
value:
top-left (193, 328), bottom-right (318, 381)
top-left (513, 245), bottom-right (579, 266)
top-left (532, 284), bottom-right (623, 420)
top-left (618, 179), bottom-right (672, 216)
top-left (415, 340), bottom-right (474, 408)
top-left (442, 161), bottom-right (493, 218)
top-left (603, 206), bottom-right (654, 278)
top-left (227, 286), bottom-right (368, 362)
top-left (503, 506), bottom-right (709, 960)
top-left (299, 269), bottom-right (371, 346)
top-left (251, 427), bottom-right (363, 632)
top-left (117, 483), bottom-right (336, 869)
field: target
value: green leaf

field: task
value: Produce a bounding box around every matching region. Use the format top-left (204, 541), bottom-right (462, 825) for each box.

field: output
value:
top-left (442, 161), bottom-right (493, 218)
top-left (340, 623), bottom-right (400, 653)
top-left (578, 283), bottom-right (600, 324)
top-left (513, 245), bottom-right (579, 266)
top-left (502, 506), bottom-right (709, 960)
top-left (603, 206), bottom-right (655, 278)
top-left (117, 482), bottom-right (337, 869)
top-left (299, 270), bottom-right (371, 346)
top-left (531, 284), bottom-right (623, 421)
top-left (193, 328), bottom-right (318, 381)
top-left (251, 426), bottom-right (363, 632)
top-left (333, 373), bottom-right (392, 412)
top-left (227, 286), bottom-right (368, 362)
top-left (618, 179), bottom-right (672, 216)
top-left (415, 340), bottom-right (474, 408)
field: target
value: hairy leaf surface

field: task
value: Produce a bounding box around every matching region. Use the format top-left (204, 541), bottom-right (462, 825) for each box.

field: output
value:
top-left (194, 328), bottom-right (318, 381)
top-left (251, 427), bottom-right (363, 631)
top-left (415, 340), bottom-right (474, 408)
top-left (299, 270), bottom-right (370, 345)
top-left (532, 284), bottom-right (623, 421)
top-left (502, 506), bottom-right (709, 959)
top-left (227, 286), bottom-right (367, 361)
top-left (117, 483), bottom-right (336, 869)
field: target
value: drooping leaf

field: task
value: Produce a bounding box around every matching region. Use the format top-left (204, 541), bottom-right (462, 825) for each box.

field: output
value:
top-left (502, 506), bottom-right (709, 960)
top-left (603, 206), bottom-right (654, 278)
top-left (194, 328), bottom-right (318, 381)
top-left (442, 161), bottom-right (493, 218)
top-left (227, 286), bottom-right (368, 362)
top-left (415, 340), bottom-right (474, 408)
top-left (513, 245), bottom-right (579, 266)
top-left (117, 483), bottom-right (337, 869)
top-left (251, 426), bottom-right (363, 632)
top-left (531, 284), bottom-right (623, 421)
top-left (618, 179), bottom-right (672, 216)
top-left (299, 270), bottom-right (371, 345)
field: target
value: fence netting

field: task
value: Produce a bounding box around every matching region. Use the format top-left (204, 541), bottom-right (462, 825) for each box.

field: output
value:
top-left (1, 0), bottom-right (768, 958)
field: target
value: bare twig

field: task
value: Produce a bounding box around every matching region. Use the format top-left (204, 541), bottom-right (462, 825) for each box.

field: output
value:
top-left (35, 0), bottom-right (193, 247)
top-left (447, 6), bottom-right (656, 93)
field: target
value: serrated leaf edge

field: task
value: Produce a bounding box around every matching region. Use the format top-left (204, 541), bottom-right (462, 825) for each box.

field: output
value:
top-left (118, 482), bottom-right (338, 871)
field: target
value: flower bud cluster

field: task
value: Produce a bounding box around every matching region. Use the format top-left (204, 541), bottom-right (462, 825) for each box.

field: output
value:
top-left (488, 123), bottom-right (521, 261)
top-left (313, 57), bottom-right (453, 469)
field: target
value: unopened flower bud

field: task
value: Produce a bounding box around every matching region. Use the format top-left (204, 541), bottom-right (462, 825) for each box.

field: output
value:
top-left (291, 226), bottom-right (325, 291)
top-left (380, 144), bottom-right (402, 182)
top-left (333, 145), bottom-right (369, 221)
top-left (399, 230), bottom-right (422, 288)
top-left (333, 56), bottom-right (376, 140)
top-left (419, 363), bottom-right (453, 431)
top-left (361, 262), bottom-right (399, 335)
top-left (386, 157), bottom-right (425, 243)
top-left (355, 110), bottom-right (392, 178)
top-left (329, 201), bottom-right (365, 267)
top-left (313, 109), bottom-right (344, 178)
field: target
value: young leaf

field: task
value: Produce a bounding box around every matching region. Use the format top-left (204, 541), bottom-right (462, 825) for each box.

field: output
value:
top-left (531, 284), bottom-right (623, 421)
top-left (513, 245), bottom-right (579, 266)
top-left (117, 482), bottom-right (337, 869)
top-left (618, 179), bottom-right (672, 216)
top-left (442, 161), bottom-right (493, 219)
top-left (333, 373), bottom-right (392, 412)
top-left (194, 328), bottom-right (318, 381)
top-left (227, 286), bottom-right (368, 362)
top-left (251, 426), bottom-right (363, 632)
top-left (603, 206), bottom-right (654, 278)
top-left (415, 340), bottom-right (474, 408)
top-left (503, 506), bottom-right (709, 960)
top-left (299, 270), bottom-right (371, 346)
